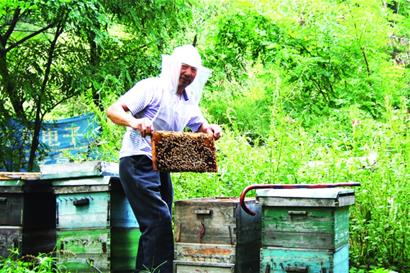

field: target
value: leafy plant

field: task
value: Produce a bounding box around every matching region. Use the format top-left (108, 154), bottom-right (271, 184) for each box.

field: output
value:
top-left (0, 249), bottom-right (66, 273)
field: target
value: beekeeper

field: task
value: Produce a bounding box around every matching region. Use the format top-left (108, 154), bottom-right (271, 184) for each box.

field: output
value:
top-left (106, 44), bottom-right (222, 273)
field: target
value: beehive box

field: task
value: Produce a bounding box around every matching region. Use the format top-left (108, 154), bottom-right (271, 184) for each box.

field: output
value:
top-left (152, 131), bottom-right (217, 172)
top-left (260, 244), bottom-right (349, 273)
top-left (0, 173), bottom-right (55, 257)
top-left (256, 188), bottom-right (355, 250)
top-left (256, 188), bottom-right (355, 273)
top-left (174, 260), bottom-right (235, 273)
top-left (174, 197), bottom-right (261, 273)
top-left (56, 228), bottom-right (110, 272)
top-left (41, 161), bottom-right (140, 273)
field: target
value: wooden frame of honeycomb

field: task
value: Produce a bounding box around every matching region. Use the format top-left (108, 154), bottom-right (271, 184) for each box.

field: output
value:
top-left (151, 131), bottom-right (217, 172)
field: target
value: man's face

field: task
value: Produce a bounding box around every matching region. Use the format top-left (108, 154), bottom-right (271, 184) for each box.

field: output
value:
top-left (178, 63), bottom-right (197, 90)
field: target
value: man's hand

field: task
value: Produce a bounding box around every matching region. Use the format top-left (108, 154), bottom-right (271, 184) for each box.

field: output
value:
top-left (129, 117), bottom-right (153, 137)
top-left (199, 123), bottom-right (222, 140)
top-left (106, 102), bottom-right (153, 137)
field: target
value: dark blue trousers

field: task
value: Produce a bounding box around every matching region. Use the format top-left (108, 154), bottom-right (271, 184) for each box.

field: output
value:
top-left (119, 155), bottom-right (174, 273)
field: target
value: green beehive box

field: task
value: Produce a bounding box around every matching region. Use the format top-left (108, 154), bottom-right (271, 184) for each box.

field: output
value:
top-left (41, 161), bottom-right (140, 273)
top-left (257, 188), bottom-right (355, 250)
top-left (56, 228), bottom-right (110, 272)
top-left (260, 244), bottom-right (349, 273)
top-left (55, 227), bottom-right (140, 273)
top-left (111, 227), bottom-right (141, 272)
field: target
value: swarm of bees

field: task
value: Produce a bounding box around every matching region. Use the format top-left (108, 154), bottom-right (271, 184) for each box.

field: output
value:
top-left (152, 131), bottom-right (217, 172)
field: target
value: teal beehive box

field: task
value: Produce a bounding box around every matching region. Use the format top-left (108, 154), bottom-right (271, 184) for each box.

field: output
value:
top-left (256, 188), bottom-right (355, 273)
top-left (41, 161), bottom-right (140, 273)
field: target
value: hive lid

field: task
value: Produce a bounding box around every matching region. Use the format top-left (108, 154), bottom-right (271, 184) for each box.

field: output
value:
top-left (175, 197), bottom-right (256, 205)
top-left (0, 172), bottom-right (51, 193)
top-left (0, 172), bottom-right (41, 181)
top-left (0, 172), bottom-right (41, 191)
top-left (40, 161), bottom-right (119, 180)
top-left (256, 188), bottom-right (355, 207)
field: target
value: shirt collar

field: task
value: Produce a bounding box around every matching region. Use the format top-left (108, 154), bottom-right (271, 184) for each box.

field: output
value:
top-left (182, 89), bottom-right (189, 101)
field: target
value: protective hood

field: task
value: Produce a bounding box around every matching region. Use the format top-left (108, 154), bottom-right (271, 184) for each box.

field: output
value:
top-left (159, 45), bottom-right (211, 105)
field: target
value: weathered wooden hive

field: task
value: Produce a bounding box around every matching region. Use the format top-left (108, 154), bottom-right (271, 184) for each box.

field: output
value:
top-left (256, 188), bottom-right (355, 273)
top-left (152, 131), bottom-right (217, 172)
top-left (0, 172), bottom-right (55, 257)
top-left (173, 197), bottom-right (261, 273)
top-left (40, 161), bottom-right (140, 273)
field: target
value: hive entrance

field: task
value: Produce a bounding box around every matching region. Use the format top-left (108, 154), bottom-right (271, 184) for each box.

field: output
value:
top-left (151, 131), bottom-right (217, 172)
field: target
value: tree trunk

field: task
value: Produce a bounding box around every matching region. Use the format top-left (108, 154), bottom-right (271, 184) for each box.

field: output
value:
top-left (27, 16), bottom-right (65, 171)
top-left (0, 51), bottom-right (27, 122)
top-left (27, 111), bottom-right (42, 171)
top-left (88, 30), bottom-right (103, 111)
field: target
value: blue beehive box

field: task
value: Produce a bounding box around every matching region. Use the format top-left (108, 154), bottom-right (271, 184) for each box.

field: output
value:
top-left (41, 161), bottom-right (140, 273)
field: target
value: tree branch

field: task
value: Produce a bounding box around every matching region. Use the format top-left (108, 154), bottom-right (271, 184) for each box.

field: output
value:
top-left (42, 91), bottom-right (78, 116)
top-left (5, 21), bottom-right (56, 53)
top-left (360, 46), bottom-right (371, 76)
top-left (3, 8), bottom-right (21, 44)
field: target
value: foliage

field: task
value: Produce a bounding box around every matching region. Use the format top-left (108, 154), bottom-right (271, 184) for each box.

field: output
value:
top-left (0, 0), bottom-right (409, 271)
top-left (70, 0), bottom-right (409, 270)
top-left (173, 2), bottom-right (410, 267)
top-left (174, 99), bottom-right (409, 271)
top-left (0, 0), bottom-right (109, 170)
top-left (0, 0), bottom-right (194, 171)
top-left (202, 0), bottom-right (409, 123)
top-left (350, 267), bottom-right (398, 273)
top-left (0, 249), bottom-right (65, 273)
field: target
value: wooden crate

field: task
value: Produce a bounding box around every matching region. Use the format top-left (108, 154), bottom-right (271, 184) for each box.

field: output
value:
top-left (175, 242), bottom-right (236, 264)
top-left (0, 178), bottom-right (55, 228)
top-left (174, 197), bottom-right (261, 273)
top-left (0, 227), bottom-right (54, 259)
top-left (0, 176), bottom-right (55, 257)
top-left (257, 188), bottom-right (355, 250)
top-left (175, 197), bottom-right (260, 245)
top-left (174, 261), bottom-right (235, 273)
top-left (0, 227), bottom-right (22, 256)
top-left (0, 192), bottom-right (23, 226)
top-left (260, 245), bottom-right (349, 273)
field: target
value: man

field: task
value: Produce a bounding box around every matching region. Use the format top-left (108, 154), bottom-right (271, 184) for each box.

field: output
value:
top-left (106, 44), bottom-right (221, 273)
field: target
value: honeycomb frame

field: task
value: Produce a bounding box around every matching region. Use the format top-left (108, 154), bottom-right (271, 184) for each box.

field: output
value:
top-left (151, 131), bottom-right (217, 172)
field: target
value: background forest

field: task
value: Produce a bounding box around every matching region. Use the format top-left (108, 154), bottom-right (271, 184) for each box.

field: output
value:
top-left (0, 0), bottom-right (409, 271)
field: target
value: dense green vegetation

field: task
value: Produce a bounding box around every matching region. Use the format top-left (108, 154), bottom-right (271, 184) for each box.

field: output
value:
top-left (0, 0), bottom-right (408, 272)
top-left (0, 249), bottom-right (63, 273)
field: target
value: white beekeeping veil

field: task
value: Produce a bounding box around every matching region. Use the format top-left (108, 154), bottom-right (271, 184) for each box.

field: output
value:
top-left (159, 45), bottom-right (211, 105)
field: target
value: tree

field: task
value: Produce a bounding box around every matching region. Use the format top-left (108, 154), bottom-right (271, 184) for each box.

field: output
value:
top-left (0, 0), bottom-right (194, 171)
top-left (0, 0), bottom-right (107, 170)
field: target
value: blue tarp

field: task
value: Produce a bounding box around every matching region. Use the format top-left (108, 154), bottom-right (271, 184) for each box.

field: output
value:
top-left (39, 113), bottom-right (100, 164)
top-left (1, 113), bottom-right (100, 170)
